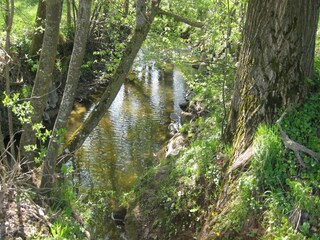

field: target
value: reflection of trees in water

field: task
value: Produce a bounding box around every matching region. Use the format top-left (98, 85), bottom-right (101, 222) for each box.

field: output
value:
top-left (92, 119), bottom-right (119, 193)
top-left (76, 63), bottom-right (183, 193)
top-left (74, 60), bottom-right (186, 239)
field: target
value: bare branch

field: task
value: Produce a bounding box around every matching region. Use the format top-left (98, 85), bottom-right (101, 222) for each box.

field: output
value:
top-left (157, 8), bottom-right (204, 28)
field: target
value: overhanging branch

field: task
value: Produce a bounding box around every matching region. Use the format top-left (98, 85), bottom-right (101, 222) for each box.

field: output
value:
top-left (157, 8), bottom-right (204, 28)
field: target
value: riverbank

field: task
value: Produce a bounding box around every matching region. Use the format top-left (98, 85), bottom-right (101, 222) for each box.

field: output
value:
top-left (123, 90), bottom-right (320, 239)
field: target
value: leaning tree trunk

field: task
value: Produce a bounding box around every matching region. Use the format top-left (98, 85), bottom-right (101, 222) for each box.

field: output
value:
top-left (40, 0), bottom-right (92, 192)
top-left (227, 0), bottom-right (320, 162)
top-left (65, 0), bottom-right (161, 154)
top-left (20, 0), bottom-right (62, 163)
top-left (29, 0), bottom-right (46, 56)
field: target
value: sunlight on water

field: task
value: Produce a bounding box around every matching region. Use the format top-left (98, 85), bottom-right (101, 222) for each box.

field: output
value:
top-left (68, 55), bottom-right (186, 238)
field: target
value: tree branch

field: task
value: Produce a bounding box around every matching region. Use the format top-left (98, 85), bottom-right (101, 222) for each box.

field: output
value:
top-left (157, 8), bottom-right (204, 28)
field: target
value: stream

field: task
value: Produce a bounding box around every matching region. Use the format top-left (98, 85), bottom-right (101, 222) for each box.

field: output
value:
top-left (67, 53), bottom-right (186, 239)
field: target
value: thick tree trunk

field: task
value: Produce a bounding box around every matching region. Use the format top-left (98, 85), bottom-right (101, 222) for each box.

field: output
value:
top-left (41, 0), bottom-right (92, 192)
top-left (227, 0), bottom-right (320, 162)
top-left (65, 0), bottom-right (161, 154)
top-left (29, 0), bottom-right (46, 56)
top-left (20, 0), bottom-right (62, 163)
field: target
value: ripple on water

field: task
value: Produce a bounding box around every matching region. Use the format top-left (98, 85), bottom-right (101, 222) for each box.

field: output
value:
top-left (69, 58), bottom-right (186, 238)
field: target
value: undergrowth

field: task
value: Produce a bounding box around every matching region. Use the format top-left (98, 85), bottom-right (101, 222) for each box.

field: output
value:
top-left (210, 92), bottom-right (320, 239)
top-left (127, 89), bottom-right (320, 240)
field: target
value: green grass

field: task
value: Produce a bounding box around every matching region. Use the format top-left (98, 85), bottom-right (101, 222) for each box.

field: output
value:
top-left (1, 0), bottom-right (72, 46)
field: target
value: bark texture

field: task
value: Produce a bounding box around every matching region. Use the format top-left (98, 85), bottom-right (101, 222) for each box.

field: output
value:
top-left (41, 0), bottom-right (92, 191)
top-left (227, 0), bottom-right (320, 161)
top-left (65, 0), bottom-right (161, 154)
top-left (20, 0), bottom-right (62, 163)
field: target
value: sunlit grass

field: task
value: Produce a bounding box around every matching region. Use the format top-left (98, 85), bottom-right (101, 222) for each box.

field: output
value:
top-left (13, 0), bottom-right (38, 33)
top-left (0, 0), bottom-right (71, 43)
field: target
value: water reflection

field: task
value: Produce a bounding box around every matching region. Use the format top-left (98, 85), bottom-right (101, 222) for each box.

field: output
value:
top-left (69, 56), bottom-right (186, 238)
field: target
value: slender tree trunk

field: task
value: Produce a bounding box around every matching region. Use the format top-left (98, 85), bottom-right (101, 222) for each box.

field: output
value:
top-left (66, 0), bottom-right (72, 29)
top-left (20, 0), bottom-right (62, 163)
top-left (226, 0), bottom-right (320, 162)
top-left (5, 0), bottom-right (15, 162)
top-left (72, 0), bottom-right (78, 30)
top-left (88, 2), bottom-right (102, 40)
top-left (0, 113), bottom-right (6, 239)
top-left (29, 0), bottom-right (46, 56)
top-left (65, 0), bottom-right (161, 154)
top-left (0, 162), bottom-right (5, 239)
top-left (0, 113), bottom-right (7, 167)
top-left (41, 0), bottom-right (92, 192)
top-left (123, 0), bottom-right (129, 17)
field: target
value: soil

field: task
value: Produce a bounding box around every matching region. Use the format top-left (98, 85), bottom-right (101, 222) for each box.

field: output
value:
top-left (0, 188), bottom-right (51, 239)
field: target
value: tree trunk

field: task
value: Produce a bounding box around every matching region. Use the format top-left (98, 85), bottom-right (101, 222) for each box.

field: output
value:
top-left (88, 2), bottom-right (101, 40)
top-left (0, 112), bottom-right (7, 168)
top-left (41, 0), bottom-right (92, 192)
top-left (29, 0), bottom-right (46, 56)
top-left (123, 0), bottom-right (129, 17)
top-left (66, 0), bottom-right (72, 29)
top-left (65, 0), bottom-right (161, 154)
top-left (71, 0), bottom-right (78, 30)
top-left (227, 0), bottom-right (320, 161)
top-left (20, 0), bottom-right (62, 163)
top-left (5, 0), bottom-right (15, 163)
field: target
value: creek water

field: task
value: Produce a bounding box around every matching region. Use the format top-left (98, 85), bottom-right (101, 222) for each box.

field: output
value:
top-left (67, 54), bottom-right (186, 239)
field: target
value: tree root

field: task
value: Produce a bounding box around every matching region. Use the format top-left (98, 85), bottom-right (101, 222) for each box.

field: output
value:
top-left (276, 111), bottom-right (320, 167)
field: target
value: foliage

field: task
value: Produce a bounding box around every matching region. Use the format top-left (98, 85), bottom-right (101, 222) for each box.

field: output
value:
top-left (71, 185), bottom-right (129, 239)
top-left (3, 92), bottom-right (33, 124)
top-left (282, 92), bottom-right (320, 152)
top-left (46, 164), bottom-right (87, 240)
top-left (210, 117), bottom-right (319, 239)
top-left (80, 0), bottom-right (135, 80)
top-left (251, 125), bottom-right (286, 189)
top-left (1, 0), bottom-right (320, 239)
top-left (125, 110), bottom-right (225, 238)
top-left (49, 213), bottom-right (85, 240)
top-left (2, 92), bottom-right (51, 163)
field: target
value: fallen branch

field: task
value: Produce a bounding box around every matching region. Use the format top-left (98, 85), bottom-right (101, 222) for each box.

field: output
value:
top-left (157, 9), bottom-right (204, 28)
top-left (276, 111), bottom-right (320, 167)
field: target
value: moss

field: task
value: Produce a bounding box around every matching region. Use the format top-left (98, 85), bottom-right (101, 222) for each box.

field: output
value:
top-left (270, 57), bottom-right (280, 73)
